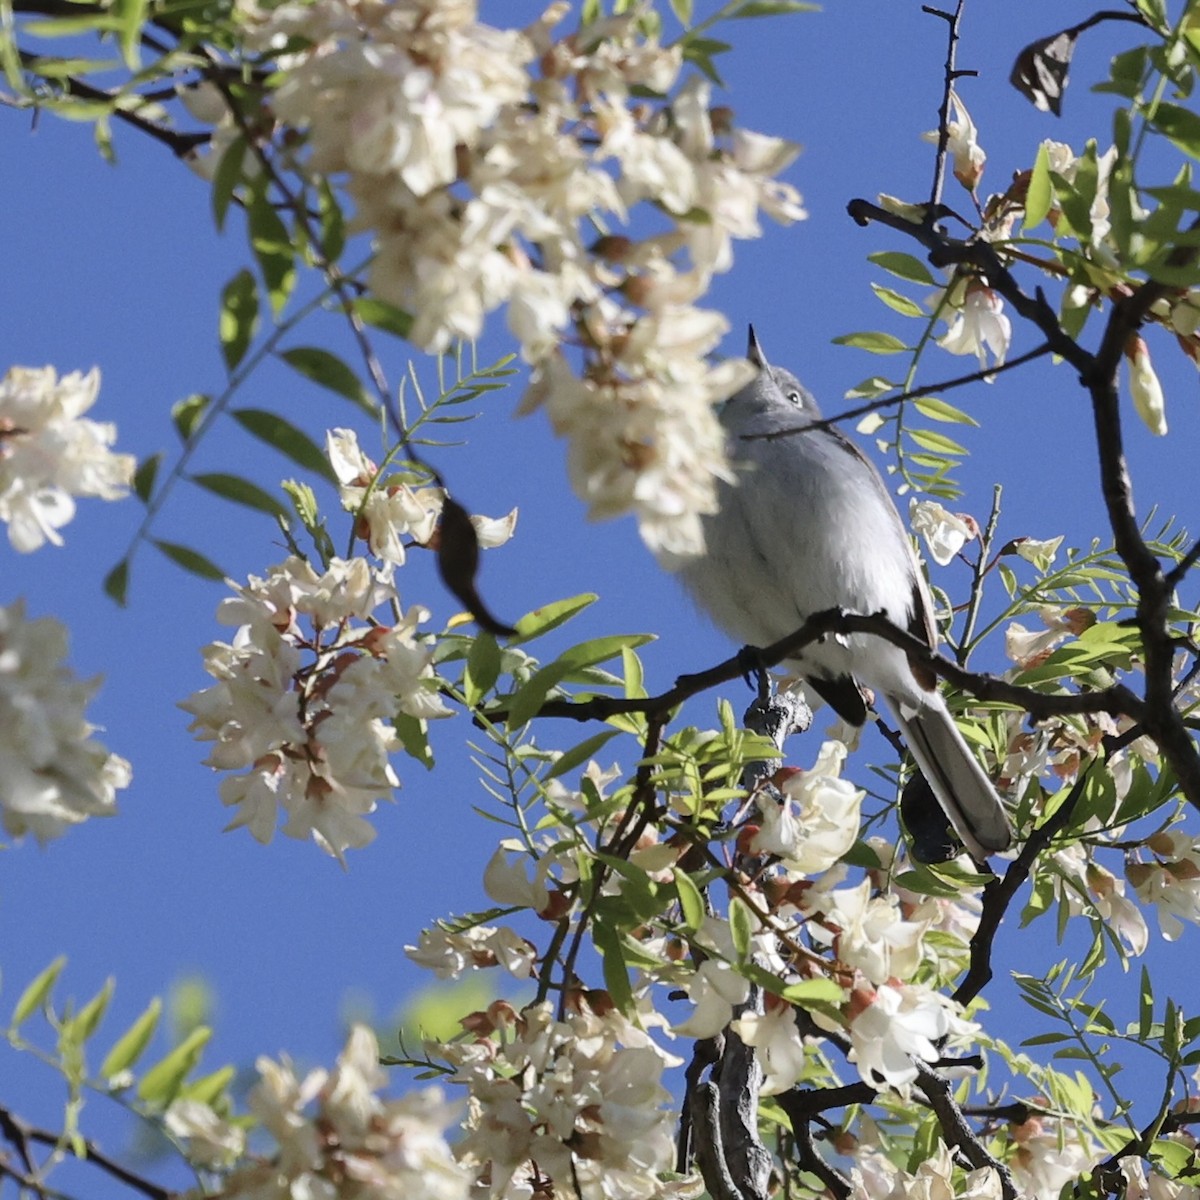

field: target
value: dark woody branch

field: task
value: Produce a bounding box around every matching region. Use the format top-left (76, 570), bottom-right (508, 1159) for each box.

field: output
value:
top-left (482, 606), bottom-right (1146, 731)
top-left (845, 199), bottom-right (1200, 813)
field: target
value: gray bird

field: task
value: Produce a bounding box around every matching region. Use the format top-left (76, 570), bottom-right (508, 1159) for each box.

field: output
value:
top-left (678, 327), bottom-right (1013, 862)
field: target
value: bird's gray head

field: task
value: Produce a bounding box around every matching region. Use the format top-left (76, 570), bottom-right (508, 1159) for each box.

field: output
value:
top-left (723, 326), bottom-right (822, 423)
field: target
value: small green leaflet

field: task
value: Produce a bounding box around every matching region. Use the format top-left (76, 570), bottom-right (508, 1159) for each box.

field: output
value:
top-left (833, 331), bottom-right (909, 355)
top-left (279, 346), bottom-right (373, 411)
top-left (153, 539), bottom-right (226, 582)
top-left (231, 408), bottom-right (338, 483)
top-left (1026, 141), bottom-right (1054, 229)
top-left (192, 472), bottom-right (288, 519)
top-left (867, 250), bottom-right (936, 285)
top-left (219, 269), bottom-right (259, 372)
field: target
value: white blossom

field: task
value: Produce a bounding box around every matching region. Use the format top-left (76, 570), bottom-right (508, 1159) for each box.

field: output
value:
top-left (1126, 335), bottom-right (1168, 436)
top-left (729, 996), bottom-right (809, 1095)
top-left (850, 1140), bottom-right (1000, 1200)
top-left (405, 923), bottom-right (537, 980)
top-left (937, 284), bottom-right (1011, 371)
top-left (845, 982), bottom-right (974, 1090)
top-left (219, 1025), bottom-right (470, 1200)
top-left (810, 880), bottom-right (932, 984)
top-left (164, 1099), bottom-right (246, 1167)
top-left (909, 498), bottom-right (977, 566)
top-left (0, 365), bottom-right (134, 552)
top-left (1014, 535), bottom-right (1065, 571)
top-left (248, 0), bottom-right (801, 557)
top-left (447, 1001), bottom-right (683, 1199)
top-left (0, 600), bottom-right (130, 842)
top-left (924, 89), bottom-right (986, 191)
top-left (482, 839), bottom-right (554, 912)
top-left (1120, 1156), bottom-right (1200, 1200)
top-left (749, 740), bottom-right (865, 875)
top-left (1052, 843), bottom-right (1148, 958)
top-left (673, 916), bottom-right (751, 1038)
top-left (1009, 1113), bottom-right (1100, 1200)
top-left (1128, 832), bottom-right (1200, 940)
top-left (180, 559), bottom-right (450, 862)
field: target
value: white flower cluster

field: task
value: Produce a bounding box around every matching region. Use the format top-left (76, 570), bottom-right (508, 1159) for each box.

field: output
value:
top-left (1127, 831), bottom-right (1200, 941)
top-left (405, 920), bottom-right (537, 980)
top-left (248, 0), bottom-right (804, 559)
top-left (327, 428), bottom-right (516, 564)
top-left (748, 739), bottom-right (866, 874)
top-left (0, 365), bottom-right (134, 552)
top-left (448, 1000), bottom-right (681, 1200)
top-left (179, 555), bottom-right (451, 862)
top-left (169, 1025), bottom-right (471, 1200)
top-left (851, 1139), bottom-right (999, 1200)
top-left (0, 600), bottom-right (131, 841)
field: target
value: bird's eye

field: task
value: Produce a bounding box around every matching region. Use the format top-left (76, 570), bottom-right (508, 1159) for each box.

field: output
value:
top-left (786, 390), bottom-right (802, 405)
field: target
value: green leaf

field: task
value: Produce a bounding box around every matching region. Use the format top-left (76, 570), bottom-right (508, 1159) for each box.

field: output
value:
top-left (867, 250), bottom-right (936, 285)
top-left (543, 729), bottom-right (621, 782)
top-left (728, 895), bottom-right (754, 961)
top-left (777, 977), bottom-right (846, 1007)
top-left (153, 540), bottom-right (226, 582)
top-left (172, 393), bottom-right (210, 442)
top-left (231, 408), bottom-right (338, 483)
top-left (593, 921), bottom-right (636, 1015)
top-left (870, 283), bottom-right (925, 318)
top-left (504, 635), bottom-right (652, 729)
top-left (316, 178), bottom-right (345, 263)
top-left (211, 135), bottom-right (247, 232)
top-left (1026, 140), bottom-right (1054, 229)
top-left (132, 453), bottom-right (161, 504)
top-left (63, 978), bottom-right (114, 1046)
top-left (100, 998), bottom-right (162, 1079)
top-left (669, 0), bottom-right (692, 22)
top-left (11, 957), bottom-right (67, 1028)
top-left (907, 427), bottom-right (967, 456)
top-left (248, 188), bottom-right (296, 315)
top-left (681, 37), bottom-right (730, 85)
top-left (731, 0), bottom-right (818, 14)
top-left (192, 472), bottom-right (288, 518)
top-left (137, 1027), bottom-right (212, 1107)
top-left (104, 559), bottom-right (130, 607)
top-left (622, 645), bottom-right (646, 700)
top-left (1022, 1031), bottom-right (1072, 1046)
top-left (1153, 103), bottom-right (1200, 158)
top-left (845, 375), bottom-right (897, 400)
top-left (353, 297), bottom-right (413, 340)
top-left (219, 269), bottom-right (259, 372)
top-left (180, 1065), bottom-right (236, 1106)
top-left (672, 868), bottom-right (705, 934)
top-left (832, 330), bottom-right (909, 355)
top-left (512, 594), bottom-right (598, 643)
top-left (464, 633), bottom-right (502, 706)
top-left (111, 0), bottom-right (146, 67)
top-left (913, 396), bottom-right (978, 426)
top-left (279, 347), bottom-right (373, 411)
top-left (24, 56), bottom-right (119, 77)
top-left (394, 711), bottom-right (434, 769)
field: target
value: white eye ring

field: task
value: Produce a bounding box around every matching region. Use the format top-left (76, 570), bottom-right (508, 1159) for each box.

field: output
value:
top-left (787, 390), bottom-right (802, 404)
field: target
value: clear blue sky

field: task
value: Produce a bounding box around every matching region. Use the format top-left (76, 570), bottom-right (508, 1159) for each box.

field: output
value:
top-left (3, 0), bottom-right (1197, 1188)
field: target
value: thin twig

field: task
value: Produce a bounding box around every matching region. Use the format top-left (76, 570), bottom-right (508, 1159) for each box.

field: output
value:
top-left (922, 0), bottom-right (969, 212)
top-left (0, 1104), bottom-right (173, 1200)
top-left (481, 607), bottom-right (1147, 730)
top-left (744, 343), bottom-right (1054, 442)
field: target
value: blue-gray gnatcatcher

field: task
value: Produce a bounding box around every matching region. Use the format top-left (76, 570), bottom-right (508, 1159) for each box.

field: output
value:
top-left (678, 327), bottom-right (1014, 862)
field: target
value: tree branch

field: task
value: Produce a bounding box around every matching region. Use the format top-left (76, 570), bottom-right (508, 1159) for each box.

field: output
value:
top-left (0, 1104), bottom-right (173, 1200)
top-left (483, 608), bottom-right (1146, 733)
